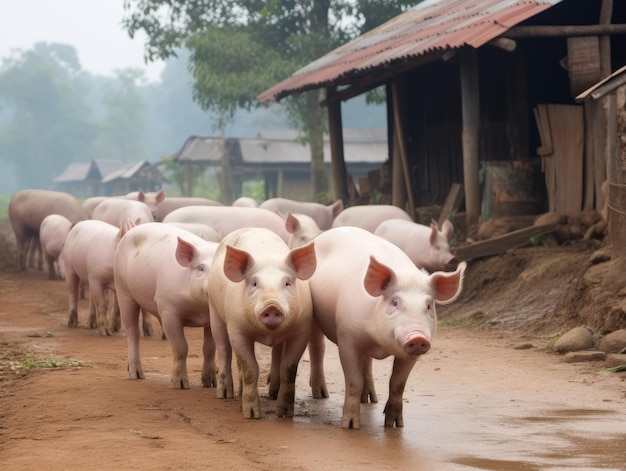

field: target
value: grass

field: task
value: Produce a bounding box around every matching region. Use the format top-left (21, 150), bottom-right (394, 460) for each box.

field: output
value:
top-left (11, 357), bottom-right (82, 370)
top-left (0, 194), bottom-right (11, 221)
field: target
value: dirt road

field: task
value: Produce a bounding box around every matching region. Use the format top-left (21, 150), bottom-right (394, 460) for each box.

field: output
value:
top-left (1, 270), bottom-right (625, 470)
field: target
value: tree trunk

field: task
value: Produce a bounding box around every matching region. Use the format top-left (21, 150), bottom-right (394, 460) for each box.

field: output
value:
top-left (307, 90), bottom-right (328, 202)
top-left (219, 122), bottom-right (234, 204)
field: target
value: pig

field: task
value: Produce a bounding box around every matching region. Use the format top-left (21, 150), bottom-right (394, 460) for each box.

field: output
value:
top-left (114, 222), bottom-right (219, 389)
top-left (162, 206), bottom-right (290, 243)
top-left (164, 222), bottom-right (222, 242)
top-left (82, 191), bottom-right (165, 219)
top-left (91, 198), bottom-right (154, 227)
top-left (259, 197), bottom-right (344, 230)
top-left (307, 226), bottom-right (466, 428)
top-left (60, 219), bottom-right (124, 336)
top-left (331, 204), bottom-right (412, 232)
top-left (283, 213), bottom-right (323, 249)
top-left (39, 214), bottom-right (73, 279)
top-left (9, 189), bottom-right (88, 272)
top-left (126, 189), bottom-right (165, 219)
top-left (232, 196), bottom-right (259, 208)
top-left (207, 227), bottom-right (317, 419)
top-left (155, 196), bottom-right (223, 221)
top-left (374, 219), bottom-right (459, 272)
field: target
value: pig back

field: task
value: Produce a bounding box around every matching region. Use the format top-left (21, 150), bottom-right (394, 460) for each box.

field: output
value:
top-left (163, 206), bottom-right (290, 242)
top-left (331, 205), bottom-right (412, 232)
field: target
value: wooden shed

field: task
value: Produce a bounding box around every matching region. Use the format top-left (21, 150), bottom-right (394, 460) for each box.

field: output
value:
top-left (258, 0), bottom-right (626, 240)
top-left (170, 130), bottom-right (387, 200)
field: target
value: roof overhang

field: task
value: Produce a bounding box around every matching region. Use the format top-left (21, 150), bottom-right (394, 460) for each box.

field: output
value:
top-left (258, 0), bottom-right (561, 103)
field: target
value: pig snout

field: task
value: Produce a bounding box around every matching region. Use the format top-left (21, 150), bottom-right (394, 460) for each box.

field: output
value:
top-left (444, 256), bottom-right (461, 271)
top-left (403, 333), bottom-right (431, 355)
top-left (259, 303), bottom-right (285, 329)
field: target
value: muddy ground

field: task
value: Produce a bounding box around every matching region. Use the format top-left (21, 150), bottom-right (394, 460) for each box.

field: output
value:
top-left (0, 221), bottom-right (625, 470)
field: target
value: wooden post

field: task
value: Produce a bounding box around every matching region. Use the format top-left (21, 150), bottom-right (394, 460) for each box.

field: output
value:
top-left (459, 47), bottom-right (482, 234)
top-left (327, 87), bottom-right (349, 204)
top-left (391, 80), bottom-right (415, 219)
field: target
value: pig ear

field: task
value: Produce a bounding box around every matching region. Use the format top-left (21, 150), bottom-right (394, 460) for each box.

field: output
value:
top-left (364, 255), bottom-right (397, 297)
top-left (137, 191), bottom-right (145, 202)
top-left (223, 245), bottom-right (252, 282)
top-left (284, 213), bottom-right (300, 234)
top-left (429, 223), bottom-right (438, 244)
top-left (330, 199), bottom-right (344, 217)
top-left (156, 189), bottom-right (165, 203)
top-left (175, 236), bottom-right (197, 268)
top-left (288, 241), bottom-right (316, 280)
top-left (441, 219), bottom-right (454, 239)
top-left (430, 261), bottom-right (467, 304)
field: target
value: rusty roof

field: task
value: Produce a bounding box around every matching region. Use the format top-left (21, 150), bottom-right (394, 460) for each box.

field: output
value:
top-left (258, 0), bottom-right (562, 103)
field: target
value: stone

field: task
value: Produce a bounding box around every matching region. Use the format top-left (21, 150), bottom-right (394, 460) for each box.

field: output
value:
top-left (597, 329), bottom-right (626, 354)
top-left (603, 354), bottom-right (626, 369)
top-left (553, 326), bottom-right (595, 354)
top-left (562, 351), bottom-right (607, 363)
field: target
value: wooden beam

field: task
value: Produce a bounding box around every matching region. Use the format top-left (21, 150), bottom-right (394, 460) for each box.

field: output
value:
top-left (391, 80), bottom-right (416, 219)
top-left (503, 23), bottom-right (626, 39)
top-left (438, 183), bottom-right (464, 228)
top-left (326, 87), bottom-right (350, 204)
top-left (453, 223), bottom-right (559, 261)
top-left (459, 47), bottom-right (481, 233)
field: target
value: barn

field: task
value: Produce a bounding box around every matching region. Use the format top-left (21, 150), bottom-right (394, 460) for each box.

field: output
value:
top-left (258, 0), bottom-right (626, 244)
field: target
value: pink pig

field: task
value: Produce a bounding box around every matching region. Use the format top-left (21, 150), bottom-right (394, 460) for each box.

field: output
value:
top-left (331, 204), bottom-right (412, 232)
top-left (374, 219), bottom-right (460, 272)
top-left (114, 223), bottom-right (218, 389)
top-left (307, 226), bottom-right (466, 429)
top-left (259, 197), bottom-right (344, 230)
top-left (39, 214), bottom-right (73, 280)
top-left (283, 213), bottom-right (323, 249)
top-left (91, 198), bottom-right (154, 227)
top-left (207, 227), bottom-right (316, 419)
top-left (60, 220), bottom-right (124, 336)
top-left (162, 206), bottom-right (290, 243)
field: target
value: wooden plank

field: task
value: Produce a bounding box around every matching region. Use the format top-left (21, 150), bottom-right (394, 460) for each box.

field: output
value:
top-left (453, 223), bottom-right (559, 261)
top-left (438, 183), bottom-right (464, 227)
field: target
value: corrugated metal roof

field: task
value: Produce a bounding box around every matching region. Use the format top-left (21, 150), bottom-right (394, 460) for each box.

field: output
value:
top-left (171, 131), bottom-right (387, 165)
top-left (101, 160), bottom-right (149, 183)
top-left (258, 0), bottom-right (562, 103)
top-left (53, 162), bottom-right (93, 183)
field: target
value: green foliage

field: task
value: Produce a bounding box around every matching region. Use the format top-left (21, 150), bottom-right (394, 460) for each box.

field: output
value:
top-left (122, 0), bottom-right (415, 198)
top-left (11, 357), bottom-right (81, 370)
top-left (0, 194), bottom-right (11, 221)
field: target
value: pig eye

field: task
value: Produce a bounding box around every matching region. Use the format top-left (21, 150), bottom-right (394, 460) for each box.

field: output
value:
top-left (426, 300), bottom-right (433, 310)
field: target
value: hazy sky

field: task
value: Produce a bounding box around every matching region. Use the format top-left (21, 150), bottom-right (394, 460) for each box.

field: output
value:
top-left (0, 0), bottom-right (165, 82)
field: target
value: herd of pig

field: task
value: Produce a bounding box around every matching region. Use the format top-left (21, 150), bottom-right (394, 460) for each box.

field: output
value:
top-left (7, 188), bottom-right (467, 429)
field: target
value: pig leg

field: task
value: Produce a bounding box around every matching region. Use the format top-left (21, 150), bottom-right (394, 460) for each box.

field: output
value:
top-left (45, 252), bottom-right (56, 280)
top-left (110, 290), bottom-right (121, 333)
top-left (383, 357), bottom-right (418, 427)
top-left (360, 356), bottom-right (378, 404)
top-left (308, 322), bottom-right (329, 399)
top-left (275, 336), bottom-right (308, 417)
top-left (338, 345), bottom-right (365, 429)
top-left (141, 308), bottom-right (154, 337)
top-left (233, 338), bottom-right (261, 419)
top-left (211, 314), bottom-right (234, 398)
top-left (88, 283), bottom-right (112, 336)
top-left (268, 343), bottom-right (284, 399)
top-left (66, 272), bottom-right (81, 328)
top-left (119, 294), bottom-right (144, 379)
top-left (201, 326), bottom-right (217, 388)
top-left (160, 314), bottom-right (190, 389)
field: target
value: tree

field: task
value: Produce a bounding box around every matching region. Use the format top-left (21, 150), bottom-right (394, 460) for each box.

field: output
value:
top-left (89, 68), bottom-right (147, 162)
top-left (122, 0), bottom-right (415, 201)
top-left (0, 43), bottom-right (96, 189)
